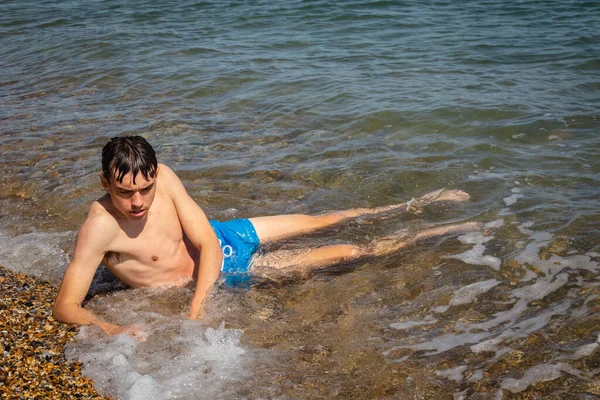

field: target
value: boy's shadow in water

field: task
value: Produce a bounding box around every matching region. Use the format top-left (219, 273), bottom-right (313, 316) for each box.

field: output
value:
top-left (82, 264), bottom-right (129, 305)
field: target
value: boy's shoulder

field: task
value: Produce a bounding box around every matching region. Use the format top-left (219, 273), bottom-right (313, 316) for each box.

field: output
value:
top-left (84, 197), bottom-right (121, 233)
top-left (69, 198), bottom-right (122, 254)
top-left (157, 163), bottom-right (178, 182)
top-left (156, 163), bottom-right (185, 196)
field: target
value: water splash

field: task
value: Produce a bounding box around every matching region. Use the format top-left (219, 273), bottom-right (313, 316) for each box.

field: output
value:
top-left (0, 227), bottom-right (73, 283)
top-left (66, 317), bottom-right (251, 400)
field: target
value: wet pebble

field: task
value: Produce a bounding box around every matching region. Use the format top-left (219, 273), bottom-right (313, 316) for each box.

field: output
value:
top-left (0, 266), bottom-right (107, 399)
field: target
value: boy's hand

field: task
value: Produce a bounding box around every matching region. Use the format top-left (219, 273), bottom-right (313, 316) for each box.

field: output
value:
top-left (103, 323), bottom-right (148, 341)
top-left (188, 297), bottom-right (206, 320)
top-left (188, 307), bottom-right (206, 320)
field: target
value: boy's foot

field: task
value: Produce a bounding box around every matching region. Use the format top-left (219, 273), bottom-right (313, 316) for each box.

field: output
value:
top-left (372, 221), bottom-right (482, 256)
top-left (404, 189), bottom-right (470, 214)
top-left (416, 188), bottom-right (470, 203)
top-left (436, 189), bottom-right (470, 202)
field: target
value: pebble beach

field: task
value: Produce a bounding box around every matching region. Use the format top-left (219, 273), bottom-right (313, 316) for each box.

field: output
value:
top-left (0, 265), bottom-right (106, 399)
top-left (2, 0), bottom-right (599, 397)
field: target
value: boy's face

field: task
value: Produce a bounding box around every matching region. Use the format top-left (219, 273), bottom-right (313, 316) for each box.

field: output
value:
top-left (101, 171), bottom-right (157, 220)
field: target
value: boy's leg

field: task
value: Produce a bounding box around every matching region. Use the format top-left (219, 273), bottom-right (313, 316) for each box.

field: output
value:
top-left (249, 189), bottom-right (470, 244)
top-left (369, 221), bottom-right (481, 256)
top-left (252, 221), bottom-right (481, 277)
top-left (252, 244), bottom-right (364, 278)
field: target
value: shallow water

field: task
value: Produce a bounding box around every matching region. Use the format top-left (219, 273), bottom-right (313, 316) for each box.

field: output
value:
top-left (1, 0), bottom-right (599, 398)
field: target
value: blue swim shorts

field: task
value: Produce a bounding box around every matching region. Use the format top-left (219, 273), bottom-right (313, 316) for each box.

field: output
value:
top-left (209, 219), bottom-right (260, 286)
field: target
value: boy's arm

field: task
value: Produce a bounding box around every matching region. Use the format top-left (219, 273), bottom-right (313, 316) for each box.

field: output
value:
top-left (53, 211), bottom-right (131, 335)
top-left (160, 164), bottom-right (223, 319)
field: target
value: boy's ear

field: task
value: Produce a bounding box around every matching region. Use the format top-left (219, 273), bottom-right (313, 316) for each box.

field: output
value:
top-left (100, 173), bottom-right (110, 191)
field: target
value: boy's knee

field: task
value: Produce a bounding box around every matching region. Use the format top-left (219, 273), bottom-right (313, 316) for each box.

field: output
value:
top-left (340, 244), bottom-right (363, 259)
top-left (318, 213), bottom-right (344, 225)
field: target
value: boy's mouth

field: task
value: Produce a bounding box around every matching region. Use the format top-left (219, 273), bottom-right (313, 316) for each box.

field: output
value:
top-left (130, 209), bottom-right (146, 217)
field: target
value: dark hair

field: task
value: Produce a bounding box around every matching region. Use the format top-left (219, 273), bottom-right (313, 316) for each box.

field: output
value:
top-left (101, 136), bottom-right (158, 184)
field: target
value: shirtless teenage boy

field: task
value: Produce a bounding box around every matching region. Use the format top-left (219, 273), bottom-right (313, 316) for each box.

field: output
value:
top-left (53, 136), bottom-right (477, 336)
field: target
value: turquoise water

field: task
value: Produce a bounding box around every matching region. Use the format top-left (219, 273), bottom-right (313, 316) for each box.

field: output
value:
top-left (1, 1), bottom-right (599, 398)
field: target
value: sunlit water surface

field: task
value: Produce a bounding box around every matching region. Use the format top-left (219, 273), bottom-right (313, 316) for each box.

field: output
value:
top-left (1, 0), bottom-right (599, 398)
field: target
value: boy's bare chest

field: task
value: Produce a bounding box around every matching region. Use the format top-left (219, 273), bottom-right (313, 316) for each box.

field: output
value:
top-left (108, 197), bottom-right (192, 275)
top-left (125, 221), bottom-right (182, 258)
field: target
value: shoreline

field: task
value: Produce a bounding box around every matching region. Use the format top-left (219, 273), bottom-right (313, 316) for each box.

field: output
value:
top-left (0, 265), bottom-right (107, 399)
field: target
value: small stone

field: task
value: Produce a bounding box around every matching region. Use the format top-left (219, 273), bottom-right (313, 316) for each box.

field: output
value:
top-left (0, 266), bottom-right (106, 399)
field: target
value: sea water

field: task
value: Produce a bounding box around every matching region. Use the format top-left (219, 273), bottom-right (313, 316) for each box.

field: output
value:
top-left (1, 0), bottom-right (599, 398)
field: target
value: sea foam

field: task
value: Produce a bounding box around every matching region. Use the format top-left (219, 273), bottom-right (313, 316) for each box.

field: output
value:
top-left (66, 318), bottom-right (251, 400)
top-left (0, 227), bottom-right (73, 282)
top-left (443, 232), bottom-right (501, 271)
top-left (449, 279), bottom-right (501, 306)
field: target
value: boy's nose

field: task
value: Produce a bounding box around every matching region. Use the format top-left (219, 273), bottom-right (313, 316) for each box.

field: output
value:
top-left (131, 192), bottom-right (143, 208)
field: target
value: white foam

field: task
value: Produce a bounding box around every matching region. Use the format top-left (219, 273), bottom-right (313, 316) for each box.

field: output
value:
top-left (465, 276), bottom-right (571, 333)
top-left (572, 343), bottom-right (598, 360)
top-left (521, 269), bottom-right (538, 282)
top-left (449, 280), bottom-right (501, 306)
top-left (0, 228), bottom-right (74, 282)
top-left (128, 375), bottom-right (161, 400)
top-left (570, 333), bottom-right (600, 360)
top-left (470, 336), bottom-right (504, 354)
top-left (467, 171), bottom-right (514, 181)
top-left (503, 194), bottom-right (521, 206)
top-left (514, 230), bottom-right (552, 265)
top-left (454, 389), bottom-right (469, 400)
top-left (511, 273), bottom-right (570, 302)
top-left (500, 364), bottom-right (563, 393)
top-left (449, 247), bottom-right (502, 271)
top-left (513, 299), bottom-right (572, 332)
top-left (470, 332), bottom-right (512, 358)
top-left (432, 305), bottom-right (450, 313)
top-left (66, 319), bottom-right (251, 400)
top-left (468, 369), bottom-right (483, 382)
top-left (436, 365), bottom-right (468, 382)
top-left (514, 231), bottom-right (598, 277)
top-left (443, 231), bottom-right (501, 270)
top-left (457, 232), bottom-right (494, 245)
top-left (384, 331), bottom-right (492, 356)
top-left (444, 232), bottom-right (501, 271)
top-left (484, 219), bottom-right (504, 229)
top-left (390, 318), bottom-right (437, 330)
